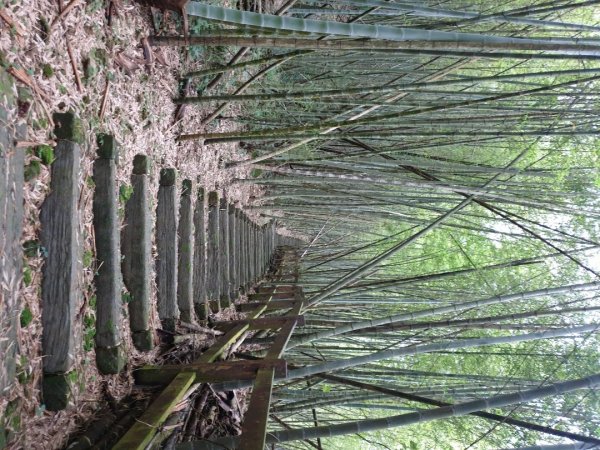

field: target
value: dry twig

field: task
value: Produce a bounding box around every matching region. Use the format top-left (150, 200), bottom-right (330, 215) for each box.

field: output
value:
top-left (50, 0), bottom-right (82, 33)
top-left (99, 78), bottom-right (111, 120)
top-left (0, 8), bottom-right (26, 37)
top-left (65, 36), bottom-right (83, 93)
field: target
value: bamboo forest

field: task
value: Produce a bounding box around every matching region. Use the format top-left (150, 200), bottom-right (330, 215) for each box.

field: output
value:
top-left (174, 1), bottom-right (600, 448)
top-left (1, 0), bottom-right (600, 449)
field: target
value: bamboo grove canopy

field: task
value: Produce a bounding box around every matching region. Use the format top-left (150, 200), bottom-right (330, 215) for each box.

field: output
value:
top-left (161, 0), bottom-right (600, 448)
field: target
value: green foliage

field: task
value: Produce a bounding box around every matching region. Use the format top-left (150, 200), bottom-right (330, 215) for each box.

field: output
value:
top-left (24, 160), bottom-right (41, 181)
top-left (22, 240), bottom-right (44, 258)
top-left (41, 64), bottom-right (53, 78)
top-left (22, 264), bottom-right (32, 286)
top-left (35, 144), bottom-right (54, 165)
top-left (83, 310), bottom-right (95, 352)
top-left (119, 184), bottom-right (134, 204)
top-left (83, 250), bottom-right (94, 268)
top-left (19, 307), bottom-right (32, 328)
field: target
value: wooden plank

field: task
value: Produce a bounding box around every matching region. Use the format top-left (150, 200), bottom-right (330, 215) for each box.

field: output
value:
top-left (93, 134), bottom-right (125, 374)
top-left (178, 179), bottom-right (194, 322)
top-left (40, 112), bottom-right (82, 411)
top-left (113, 371), bottom-right (196, 450)
top-left (239, 368), bottom-right (275, 450)
top-left (122, 154), bottom-right (153, 351)
top-left (156, 168), bottom-right (179, 331)
top-left (134, 359), bottom-right (287, 385)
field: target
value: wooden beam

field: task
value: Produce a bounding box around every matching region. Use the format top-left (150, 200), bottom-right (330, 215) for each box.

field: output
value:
top-left (239, 368), bottom-right (275, 450)
top-left (237, 300), bottom-right (300, 312)
top-left (212, 315), bottom-right (305, 332)
top-left (113, 371), bottom-right (196, 450)
top-left (134, 360), bottom-right (287, 385)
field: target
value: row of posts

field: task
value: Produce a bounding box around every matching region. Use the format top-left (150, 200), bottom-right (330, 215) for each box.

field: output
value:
top-left (39, 128), bottom-right (280, 410)
top-left (123, 157), bottom-right (279, 342)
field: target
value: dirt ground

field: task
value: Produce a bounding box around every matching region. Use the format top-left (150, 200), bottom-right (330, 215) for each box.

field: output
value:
top-left (0, 0), bottom-right (264, 447)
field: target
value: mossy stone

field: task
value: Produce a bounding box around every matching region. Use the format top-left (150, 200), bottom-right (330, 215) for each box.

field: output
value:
top-left (159, 168), bottom-right (176, 186)
top-left (43, 373), bottom-right (71, 411)
top-left (132, 330), bottom-right (154, 352)
top-left (161, 318), bottom-right (176, 333)
top-left (179, 309), bottom-right (193, 323)
top-left (95, 344), bottom-right (126, 375)
top-left (181, 179), bottom-right (192, 196)
top-left (197, 187), bottom-right (205, 201)
top-left (132, 154), bottom-right (150, 175)
top-left (220, 295), bottom-right (231, 308)
top-left (53, 112), bottom-right (84, 144)
top-left (96, 133), bottom-right (118, 160)
top-left (194, 303), bottom-right (208, 321)
top-left (208, 191), bottom-right (218, 207)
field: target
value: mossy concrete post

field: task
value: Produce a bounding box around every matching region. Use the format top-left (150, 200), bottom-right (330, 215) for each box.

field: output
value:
top-left (251, 222), bottom-right (258, 283)
top-left (178, 179), bottom-right (194, 323)
top-left (40, 112), bottom-right (83, 410)
top-left (122, 154), bottom-right (154, 351)
top-left (245, 216), bottom-right (253, 289)
top-left (156, 168), bottom-right (179, 331)
top-left (228, 204), bottom-right (238, 301)
top-left (206, 191), bottom-right (221, 311)
top-left (0, 68), bottom-right (25, 397)
top-left (93, 134), bottom-right (125, 374)
top-left (236, 210), bottom-right (245, 291)
top-left (259, 225), bottom-right (265, 275)
top-left (219, 197), bottom-right (231, 307)
top-left (235, 209), bottom-right (244, 294)
top-left (193, 187), bottom-right (207, 320)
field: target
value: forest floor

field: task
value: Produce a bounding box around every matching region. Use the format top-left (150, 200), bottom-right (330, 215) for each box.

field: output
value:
top-left (0, 0), bottom-right (263, 447)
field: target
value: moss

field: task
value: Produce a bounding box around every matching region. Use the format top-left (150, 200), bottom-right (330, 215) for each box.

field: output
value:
top-left (41, 64), bottom-right (53, 78)
top-left (133, 154), bottom-right (150, 174)
top-left (83, 250), bottom-right (94, 268)
top-left (24, 160), bottom-right (41, 181)
top-left (22, 264), bottom-right (32, 286)
top-left (42, 373), bottom-right (71, 411)
top-left (96, 133), bottom-right (118, 160)
top-left (35, 144), bottom-right (54, 165)
top-left (19, 307), bottom-right (33, 328)
top-left (22, 239), bottom-right (41, 257)
top-left (119, 184), bottom-right (133, 204)
top-left (53, 112), bottom-right (84, 144)
top-left (159, 168), bottom-right (177, 186)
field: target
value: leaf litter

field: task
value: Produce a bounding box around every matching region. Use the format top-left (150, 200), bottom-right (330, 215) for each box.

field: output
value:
top-left (0, 0), bottom-right (272, 447)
